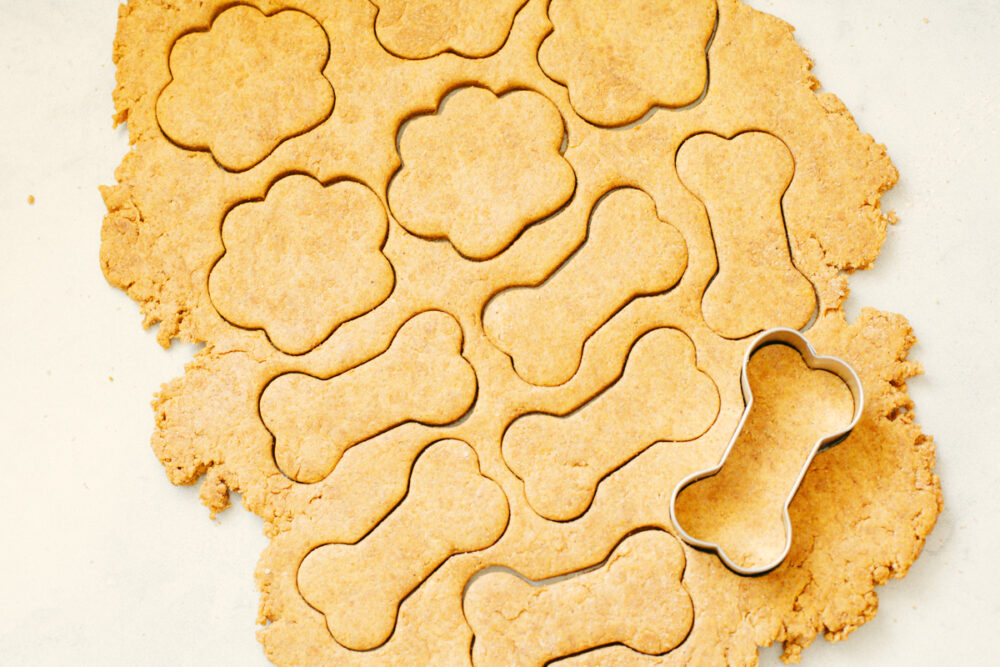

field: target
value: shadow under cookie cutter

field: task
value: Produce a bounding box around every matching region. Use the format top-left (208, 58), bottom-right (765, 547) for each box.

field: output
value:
top-left (668, 327), bottom-right (864, 576)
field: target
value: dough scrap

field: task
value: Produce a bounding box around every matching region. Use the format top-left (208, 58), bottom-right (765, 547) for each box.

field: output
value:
top-left (102, 0), bottom-right (941, 665)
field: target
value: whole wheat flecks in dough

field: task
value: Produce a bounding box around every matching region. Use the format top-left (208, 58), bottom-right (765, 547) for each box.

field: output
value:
top-left (101, 0), bottom-right (941, 665)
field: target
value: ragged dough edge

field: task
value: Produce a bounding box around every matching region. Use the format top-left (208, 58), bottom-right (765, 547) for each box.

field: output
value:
top-left (772, 0), bottom-right (900, 275)
top-left (104, 0), bottom-right (207, 349)
top-left (150, 343), bottom-right (277, 519)
top-left (801, 91), bottom-right (899, 274)
top-left (767, 309), bottom-right (940, 663)
top-left (102, 0), bottom-right (939, 664)
top-left (100, 174), bottom-right (204, 349)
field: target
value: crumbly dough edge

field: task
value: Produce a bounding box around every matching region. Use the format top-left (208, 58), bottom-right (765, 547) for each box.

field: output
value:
top-left (99, 1), bottom-right (941, 664)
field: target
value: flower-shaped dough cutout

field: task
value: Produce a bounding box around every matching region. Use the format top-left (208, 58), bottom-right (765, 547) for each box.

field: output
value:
top-left (208, 175), bottom-right (393, 355)
top-left (156, 6), bottom-right (334, 171)
top-left (370, 0), bottom-right (528, 59)
top-left (388, 87), bottom-right (575, 260)
top-left (538, 0), bottom-right (717, 126)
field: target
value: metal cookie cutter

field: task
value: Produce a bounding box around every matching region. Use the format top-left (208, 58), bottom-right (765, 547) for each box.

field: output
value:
top-left (668, 327), bottom-right (864, 576)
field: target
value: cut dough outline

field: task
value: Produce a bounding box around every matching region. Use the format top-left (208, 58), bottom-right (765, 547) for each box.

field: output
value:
top-left (676, 129), bottom-right (819, 339)
top-left (369, 0), bottom-right (531, 61)
top-left (461, 526), bottom-right (695, 663)
top-left (387, 83), bottom-right (578, 261)
top-left (535, 0), bottom-right (719, 129)
top-left (154, 3), bottom-right (335, 173)
top-left (297, 438), bottom-right (511, 650)
top-left (259, 309), bottom-right (479, 484)
top-left (500, 326), bottom-right (720, 522)
top-left (100, 0), bottom-right (939, 662)
top-left (481, 186), bottom-right (689, 387)
top-left (670, 328), bottom-right (864, 575)
top-left (206, 171), bottom-right (396, 357)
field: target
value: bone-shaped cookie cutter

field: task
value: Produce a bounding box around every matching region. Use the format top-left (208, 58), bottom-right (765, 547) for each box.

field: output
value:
top-left (669, 327), bottom-right (864, 575)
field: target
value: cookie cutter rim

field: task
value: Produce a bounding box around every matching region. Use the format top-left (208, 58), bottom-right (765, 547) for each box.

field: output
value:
top-left (668, 327), bottom-right (865, 576)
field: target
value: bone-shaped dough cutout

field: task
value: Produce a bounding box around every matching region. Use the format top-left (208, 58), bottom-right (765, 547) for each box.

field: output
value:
top-left (260, 312), bottom-right (477, 484)
top-left (156, 6), bottom-right (334, 171)
top-left (675, 132), bottom-right (816, 339)
top-left (483, 188), bottom-right (688, 386)
top-left (298, 439), bottom-right (509, 651)
top-left (464, 530), bottom-right (693, 667)
top-left (502, 327), bottom-right (718, 521)
top-left (672, 343), bottom-right (855, 572)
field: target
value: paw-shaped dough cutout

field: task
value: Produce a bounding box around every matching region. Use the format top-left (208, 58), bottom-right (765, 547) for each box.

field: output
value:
top-left (389, 86), bottom-right (575, 260)
top-left (208, 175), bottom-right (393, 355)
top-left (538, 0), bottom-right (716, 126)
top-left (156, 6), bottom-right (334, 171)
top-left (371, 0), bottom-right (528, 59)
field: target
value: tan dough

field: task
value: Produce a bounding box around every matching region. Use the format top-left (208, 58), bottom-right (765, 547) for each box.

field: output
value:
top-left (102, 0), bottom-right (941, 664)
top-left (371, 0), bottom-right (529, 59)
top-left (260, 311), bottom-right (476, 483)
top-left (538, 0), bottom-right (717, 126)
top-left (156, 5), bottom-right (334, 171)
top-left (208, 175), bottom-right (393, 355)
top-left (676, 132), bottom-right (816, 339)
top-left (389, 86), bottom-right (575, 260)
top-left (464, 530), bottom-right (693, 666)
top-left (483, 188), bottom-right (688, 386)
top-left (502, 327), bottom-right (719, 521)
top-left (298, 439), bottom-right (509, 651)
top-left (674, 343), bottom-right (856, 572)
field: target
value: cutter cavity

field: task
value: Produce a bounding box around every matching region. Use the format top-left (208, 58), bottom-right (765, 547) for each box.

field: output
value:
top-left (669, 327), bottom-right (864, 576)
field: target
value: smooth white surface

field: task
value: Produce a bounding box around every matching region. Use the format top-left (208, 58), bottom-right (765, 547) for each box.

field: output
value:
top-left (1, 1), bottom-right (997, 665)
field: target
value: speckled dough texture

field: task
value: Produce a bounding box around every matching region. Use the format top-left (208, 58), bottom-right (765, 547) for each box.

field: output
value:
top-left (101, 0), bottom-right (941, 664)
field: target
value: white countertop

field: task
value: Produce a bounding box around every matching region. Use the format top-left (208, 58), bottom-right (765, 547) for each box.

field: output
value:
top-left (1, 1), bottom-right (997, 664)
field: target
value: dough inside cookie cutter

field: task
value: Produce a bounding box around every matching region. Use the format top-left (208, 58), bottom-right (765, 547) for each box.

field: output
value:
top-left (669, 327), bottom-right (864, 576)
